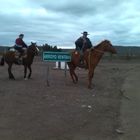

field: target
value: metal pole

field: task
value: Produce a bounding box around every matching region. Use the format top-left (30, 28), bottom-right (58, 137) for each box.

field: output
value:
top-left (46, 64), bottom-right (50, 86)
top-left (64, 62), bottom-right (67, 78)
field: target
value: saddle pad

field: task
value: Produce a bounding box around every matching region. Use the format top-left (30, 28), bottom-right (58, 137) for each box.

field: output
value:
top-left (9, 48), bottom-right (16, 52)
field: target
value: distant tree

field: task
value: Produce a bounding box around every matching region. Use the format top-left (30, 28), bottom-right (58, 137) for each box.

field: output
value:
top-left (42, 44), bottom-right (61, 52)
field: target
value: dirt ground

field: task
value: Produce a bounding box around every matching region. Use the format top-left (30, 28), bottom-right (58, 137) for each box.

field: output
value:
top-left (0, 56), bottom-right (139, 140)
top-left (119, 64), bottom-right (140, 140)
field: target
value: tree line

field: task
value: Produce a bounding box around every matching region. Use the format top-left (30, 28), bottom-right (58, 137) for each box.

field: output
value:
top-left (39, 43), bottom-right (62, 52)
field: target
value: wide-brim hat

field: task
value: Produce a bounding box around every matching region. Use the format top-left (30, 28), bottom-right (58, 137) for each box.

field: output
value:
top-left (81, 31), bottom-right (89, 35)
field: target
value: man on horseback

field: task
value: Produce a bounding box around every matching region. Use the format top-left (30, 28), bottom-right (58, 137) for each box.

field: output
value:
top-left (75, 31), bottom-right (92, 66)
top-left (14, 34), bottom-right (28, 62)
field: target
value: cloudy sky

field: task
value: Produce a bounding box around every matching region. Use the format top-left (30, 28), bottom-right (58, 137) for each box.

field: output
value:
top-left (0, 0), bottom-right (140, 48)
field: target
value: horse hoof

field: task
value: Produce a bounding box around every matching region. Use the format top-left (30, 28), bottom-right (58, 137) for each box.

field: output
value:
top-left (9, 77), bottom-right (15, 80)
top-left (88, 86), bottom-right (93, 89)
top-left (73, 81), bottom-right (77, 84)
top-left (9, 79), bottom-right (15, 80)
top-left (24, 78), bottom-right (28, 80)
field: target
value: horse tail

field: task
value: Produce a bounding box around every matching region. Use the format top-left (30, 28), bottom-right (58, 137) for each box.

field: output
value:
top-left (0, 56), bottom-right (5, 66)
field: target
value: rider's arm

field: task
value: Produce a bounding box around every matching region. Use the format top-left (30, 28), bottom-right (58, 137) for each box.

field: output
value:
top-left (75, 37), bottom-right (83, 50)
top-left (21, 40), bottom-right (28, 48)
top-left (87, 38), bottom-right (92, 48)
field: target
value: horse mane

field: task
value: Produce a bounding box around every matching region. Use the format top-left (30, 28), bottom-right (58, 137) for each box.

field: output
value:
top-left (90, 42), bottom-right (101, 51)
top-left (92, 40), bottom-right (110, 50)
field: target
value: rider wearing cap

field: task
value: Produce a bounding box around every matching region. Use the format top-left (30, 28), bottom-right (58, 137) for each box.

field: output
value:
top-left (14, 34), bottom-right (28, 58)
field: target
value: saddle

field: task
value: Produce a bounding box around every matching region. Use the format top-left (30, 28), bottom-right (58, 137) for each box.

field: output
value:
top-left (9, 47), bottom-right (27, 58)
top-left (9, 47), bottom-right (27, 64)
top-left (74, 51), bottom-right (88, 69)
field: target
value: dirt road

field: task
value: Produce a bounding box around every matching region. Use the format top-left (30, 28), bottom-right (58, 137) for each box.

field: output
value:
top-left (0, 57), bottom-right (139, 140)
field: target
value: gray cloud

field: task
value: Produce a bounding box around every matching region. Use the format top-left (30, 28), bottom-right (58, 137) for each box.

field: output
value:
top-left (0, 0), bottom-right (140, 47)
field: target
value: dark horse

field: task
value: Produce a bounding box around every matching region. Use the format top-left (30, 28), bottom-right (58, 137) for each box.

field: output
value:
top-left (67, 40), bottom-right (117, 89)
top-left (0, 42), bottom-right (39, 80)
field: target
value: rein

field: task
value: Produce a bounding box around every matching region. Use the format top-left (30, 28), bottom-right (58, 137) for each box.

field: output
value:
top-left (94, 49), bottom-right (104, 54)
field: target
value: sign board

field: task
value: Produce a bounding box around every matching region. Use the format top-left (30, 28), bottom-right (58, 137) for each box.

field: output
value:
top-left (43, 51), bottom-right (71, 62)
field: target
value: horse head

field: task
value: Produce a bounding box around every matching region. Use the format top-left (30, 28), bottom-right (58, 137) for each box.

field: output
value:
top-left (28, 42), bottom-right (39, 55)
top-left (101, 40), bottom-right (117, 54)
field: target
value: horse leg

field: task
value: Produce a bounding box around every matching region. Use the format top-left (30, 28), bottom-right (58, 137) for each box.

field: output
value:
top-left (0, 56), bottom-right (4, 65)
top-left (73, 70), bottom-right (78, 82)
top-left (88, 70), bottom-right (94, 89)
top-left (27, 65), bottom-right (32, 79)
top-left (67, 62), bottom-right (78, 83)
top-left (69, 68), bottom-right (78, 83)
top-left (69, 69), bottom-right (75, 83)
top-left (24, 65), bottom-right (27, 79)
top-left (8, 64), bottom-right (15, 80)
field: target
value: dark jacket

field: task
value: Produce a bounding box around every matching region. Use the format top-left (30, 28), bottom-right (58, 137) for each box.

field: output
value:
top-left (75, 37), bottom-right (92, 52)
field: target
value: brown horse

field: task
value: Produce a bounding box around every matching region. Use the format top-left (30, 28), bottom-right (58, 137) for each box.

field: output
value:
top-left (0, 42), bottom-right (39, 80)
top-left (67, 40), bottom-right (117, 89)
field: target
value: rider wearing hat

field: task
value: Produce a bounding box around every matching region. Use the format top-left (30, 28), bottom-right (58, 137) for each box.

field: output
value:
top-left (75, 31), bottom-right (92, 52)
top-left (75, 31), bottom-right (92, 66)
